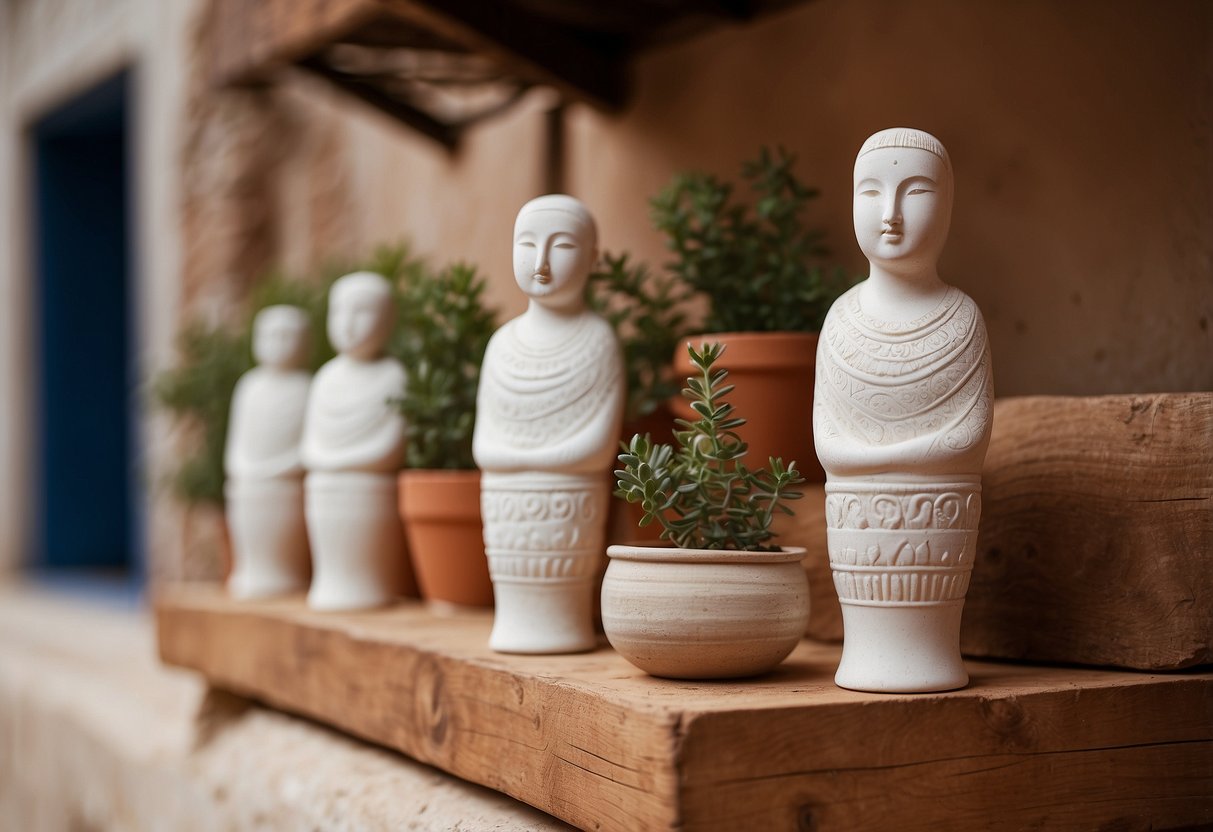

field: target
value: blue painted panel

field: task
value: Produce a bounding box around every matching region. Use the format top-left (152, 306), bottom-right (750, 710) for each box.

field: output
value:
top-left (31, 71), bottom-right (135, 575)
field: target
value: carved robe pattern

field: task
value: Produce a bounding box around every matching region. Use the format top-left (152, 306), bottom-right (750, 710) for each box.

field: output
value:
top-left (815, 284), bottom-right (993, 476)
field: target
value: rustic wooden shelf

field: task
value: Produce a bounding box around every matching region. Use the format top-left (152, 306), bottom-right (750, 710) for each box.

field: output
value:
top-left (156, 588), bottom-right (1213, 831)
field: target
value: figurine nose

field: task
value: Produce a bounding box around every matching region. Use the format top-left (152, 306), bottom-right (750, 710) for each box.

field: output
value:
top-left (882, 196), bottom-right (902, 227)
top-left (534, 247), bottom-right (550, 275)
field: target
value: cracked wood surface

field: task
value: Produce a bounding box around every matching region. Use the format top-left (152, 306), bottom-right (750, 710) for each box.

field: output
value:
top-left (157, 589), bottom-right (1213, 831)
top-left (964, 392), bottom-right (1213, 669)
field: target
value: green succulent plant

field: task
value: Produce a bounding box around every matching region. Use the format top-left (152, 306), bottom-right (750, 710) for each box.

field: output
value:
top-left (614, 342), bottom-right (804, 551)
top-left (153, 243), bottom-right (425, 504)
top-left (586, 251), bottom-right (691, 423)
top-left (650, 146), bottom-right (851, 334)
top-left (390, 262), bottom-right (499, 470)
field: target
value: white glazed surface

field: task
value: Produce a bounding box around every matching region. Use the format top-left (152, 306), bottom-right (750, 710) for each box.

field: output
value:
top-left (225, 306), bottom-right (312, 599)
top-left (815, 129), bottom-right (993, 693)
top-left (305, 471), bottom-right (406, 611)
top-left (225, 477), bottom-right (308, 599)
top-left (302, 273), bottom-right (408, 610)
top-left (473, 196), bottom-right (624, 654)
top-left (602, 545), bottom-right (810, 679)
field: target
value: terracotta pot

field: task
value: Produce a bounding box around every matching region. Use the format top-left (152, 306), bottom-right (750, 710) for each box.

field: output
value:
top-left (609, 404), bottom-right (679, 545)
top-left (602, 544), bottom-right (810, 679)
top-left (672, 332), bottom-right (824, 482)
top-left (398, 469), bottom-right (493, 608)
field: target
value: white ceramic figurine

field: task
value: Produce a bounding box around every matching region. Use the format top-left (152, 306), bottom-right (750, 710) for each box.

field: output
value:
top-left (815, 128), bottom-right (994, 692)
top-left (302, 271), bottom-right (412, 610)
top-left (225, 305), bottom-right (312, 599)
top-left (474, 195), bottom-right (625, 654)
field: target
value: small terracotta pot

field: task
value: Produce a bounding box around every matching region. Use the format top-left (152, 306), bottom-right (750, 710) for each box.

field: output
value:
top-left (398, 469), bottom-right (493, 608)
top-left (672, 332), bottom-right (824, 482)
top-left (602, 544), bottom-right (810, 679)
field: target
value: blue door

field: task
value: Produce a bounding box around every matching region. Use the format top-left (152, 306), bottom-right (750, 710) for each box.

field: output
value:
top-left (31, 70), bottom-right (138, 582)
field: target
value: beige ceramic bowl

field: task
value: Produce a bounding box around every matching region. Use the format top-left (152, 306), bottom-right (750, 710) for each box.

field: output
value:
top-left (602, 544), bottom-right (810, 679)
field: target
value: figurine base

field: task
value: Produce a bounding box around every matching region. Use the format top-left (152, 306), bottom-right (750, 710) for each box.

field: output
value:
top-left (835, 601), bottom-right (968, 693)
top-left (226, 477), bottom-right (309, 601)
top-left (489, 579), bottom-right (597, 655)
top-left (305, 471), bottom-right (409, 611)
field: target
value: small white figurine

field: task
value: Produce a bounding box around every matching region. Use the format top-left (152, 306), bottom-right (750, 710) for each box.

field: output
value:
top-left (815, 128), bottom-right (994, 692)
top-left (474, 195), bottom-right (625, 654)
top-left (302, 271), bottom-right (412, 610)
top-left (225, 305), bottom-right (312, 598)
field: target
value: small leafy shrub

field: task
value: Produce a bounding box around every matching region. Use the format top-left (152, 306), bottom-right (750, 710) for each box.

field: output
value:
top-left (586, 252), bottom-right (691, 423)
top-left (650, 146), bottom-right (850, 334)
top-left (390, 262), bottom-right (498, 470)
top-left (614, 342), bottom-right (804, 551)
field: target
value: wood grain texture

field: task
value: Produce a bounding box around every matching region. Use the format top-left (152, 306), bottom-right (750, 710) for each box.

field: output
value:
top-left (965, 393), bottom-right (1213, 670)
top-left (157, 589), bottom-right (1213, 832)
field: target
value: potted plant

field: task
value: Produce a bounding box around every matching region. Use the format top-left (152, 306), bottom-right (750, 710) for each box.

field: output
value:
top-left (605, 342), bottom-right (810, 679)
top-left (651, 147), bottom-right (852, 482)
top-left (392, 262), bottom-right (499, 609)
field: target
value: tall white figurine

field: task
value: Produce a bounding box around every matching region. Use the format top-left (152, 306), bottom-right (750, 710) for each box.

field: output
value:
top-left (302, 271), bottom-right (412, 610)
top-left (474, 195), bottom-right (625, 654)
top-left (815, 129), bottom-right (993, 692)
top-left (225, 305), bottom-right (312, 598)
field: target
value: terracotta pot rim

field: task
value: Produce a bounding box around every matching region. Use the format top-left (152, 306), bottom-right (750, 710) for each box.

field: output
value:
top-left (607, 543), bottom-right (806, 564)
top-left (683, 330), bottom-right (820, 342)
top-left (673, 331), bottom-right (819, 370)
top-left (399, 468), bottom-right (481, 485)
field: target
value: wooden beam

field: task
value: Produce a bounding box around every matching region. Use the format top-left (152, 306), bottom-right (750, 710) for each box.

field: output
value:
top-left (376, 0), bottom-right (628, 110)
top-left (964, 392), bottom-right (1212, 670)
top-left (157, 589), bottom-right (1213, 831)
top-left (296, 56), bottom-right (460, 148)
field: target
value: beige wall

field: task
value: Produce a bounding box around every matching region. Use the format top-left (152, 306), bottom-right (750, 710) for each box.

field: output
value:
top-left (566, 0), bottom-right (1213, 397)
top-left (268, 0), bottom-right (1213, 399)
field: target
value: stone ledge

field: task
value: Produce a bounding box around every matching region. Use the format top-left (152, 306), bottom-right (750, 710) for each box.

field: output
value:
top-left (0, 582), bottom-right (569, 831)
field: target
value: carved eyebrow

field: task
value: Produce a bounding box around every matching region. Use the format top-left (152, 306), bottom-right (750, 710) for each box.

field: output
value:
top-left (855, 178), bottom-right (882, 191)
top-left (903, 175), bottom-right (938, 187)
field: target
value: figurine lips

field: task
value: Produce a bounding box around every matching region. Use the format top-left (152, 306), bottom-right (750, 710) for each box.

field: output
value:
top-left (532, 272), bottom-right (552, 285)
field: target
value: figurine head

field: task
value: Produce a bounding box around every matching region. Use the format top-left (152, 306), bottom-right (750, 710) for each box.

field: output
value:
top-left (513, 194), bottom-right (598, 310)
top-left (252, 305), bottom-right (311, 369)
top-left (327, 271), bottom-right (396, 361)
top-left (853, 128), bottom-right (953, 275)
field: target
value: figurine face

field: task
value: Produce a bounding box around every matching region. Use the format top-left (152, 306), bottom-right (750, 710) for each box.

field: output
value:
top-left (253, 306), bottom-right (309, 369)
top-left (853, 146), bottom-right (951, 270)
top-left (327, 274), bottom-right (394, 361)
top-left (513, 208), bottom-right (596, 309)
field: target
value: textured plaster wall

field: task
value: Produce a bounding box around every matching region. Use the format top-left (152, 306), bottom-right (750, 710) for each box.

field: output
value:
top-left (566, 0), bottom-right (1213, 396)
top-left (266, 76), bottom-right (550, 321)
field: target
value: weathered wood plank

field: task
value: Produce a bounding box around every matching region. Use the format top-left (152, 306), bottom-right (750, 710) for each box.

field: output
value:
top-left (157, 589), bottom-right (1213, 831)
top-left (966, 393), bottom-right (1213, 670)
